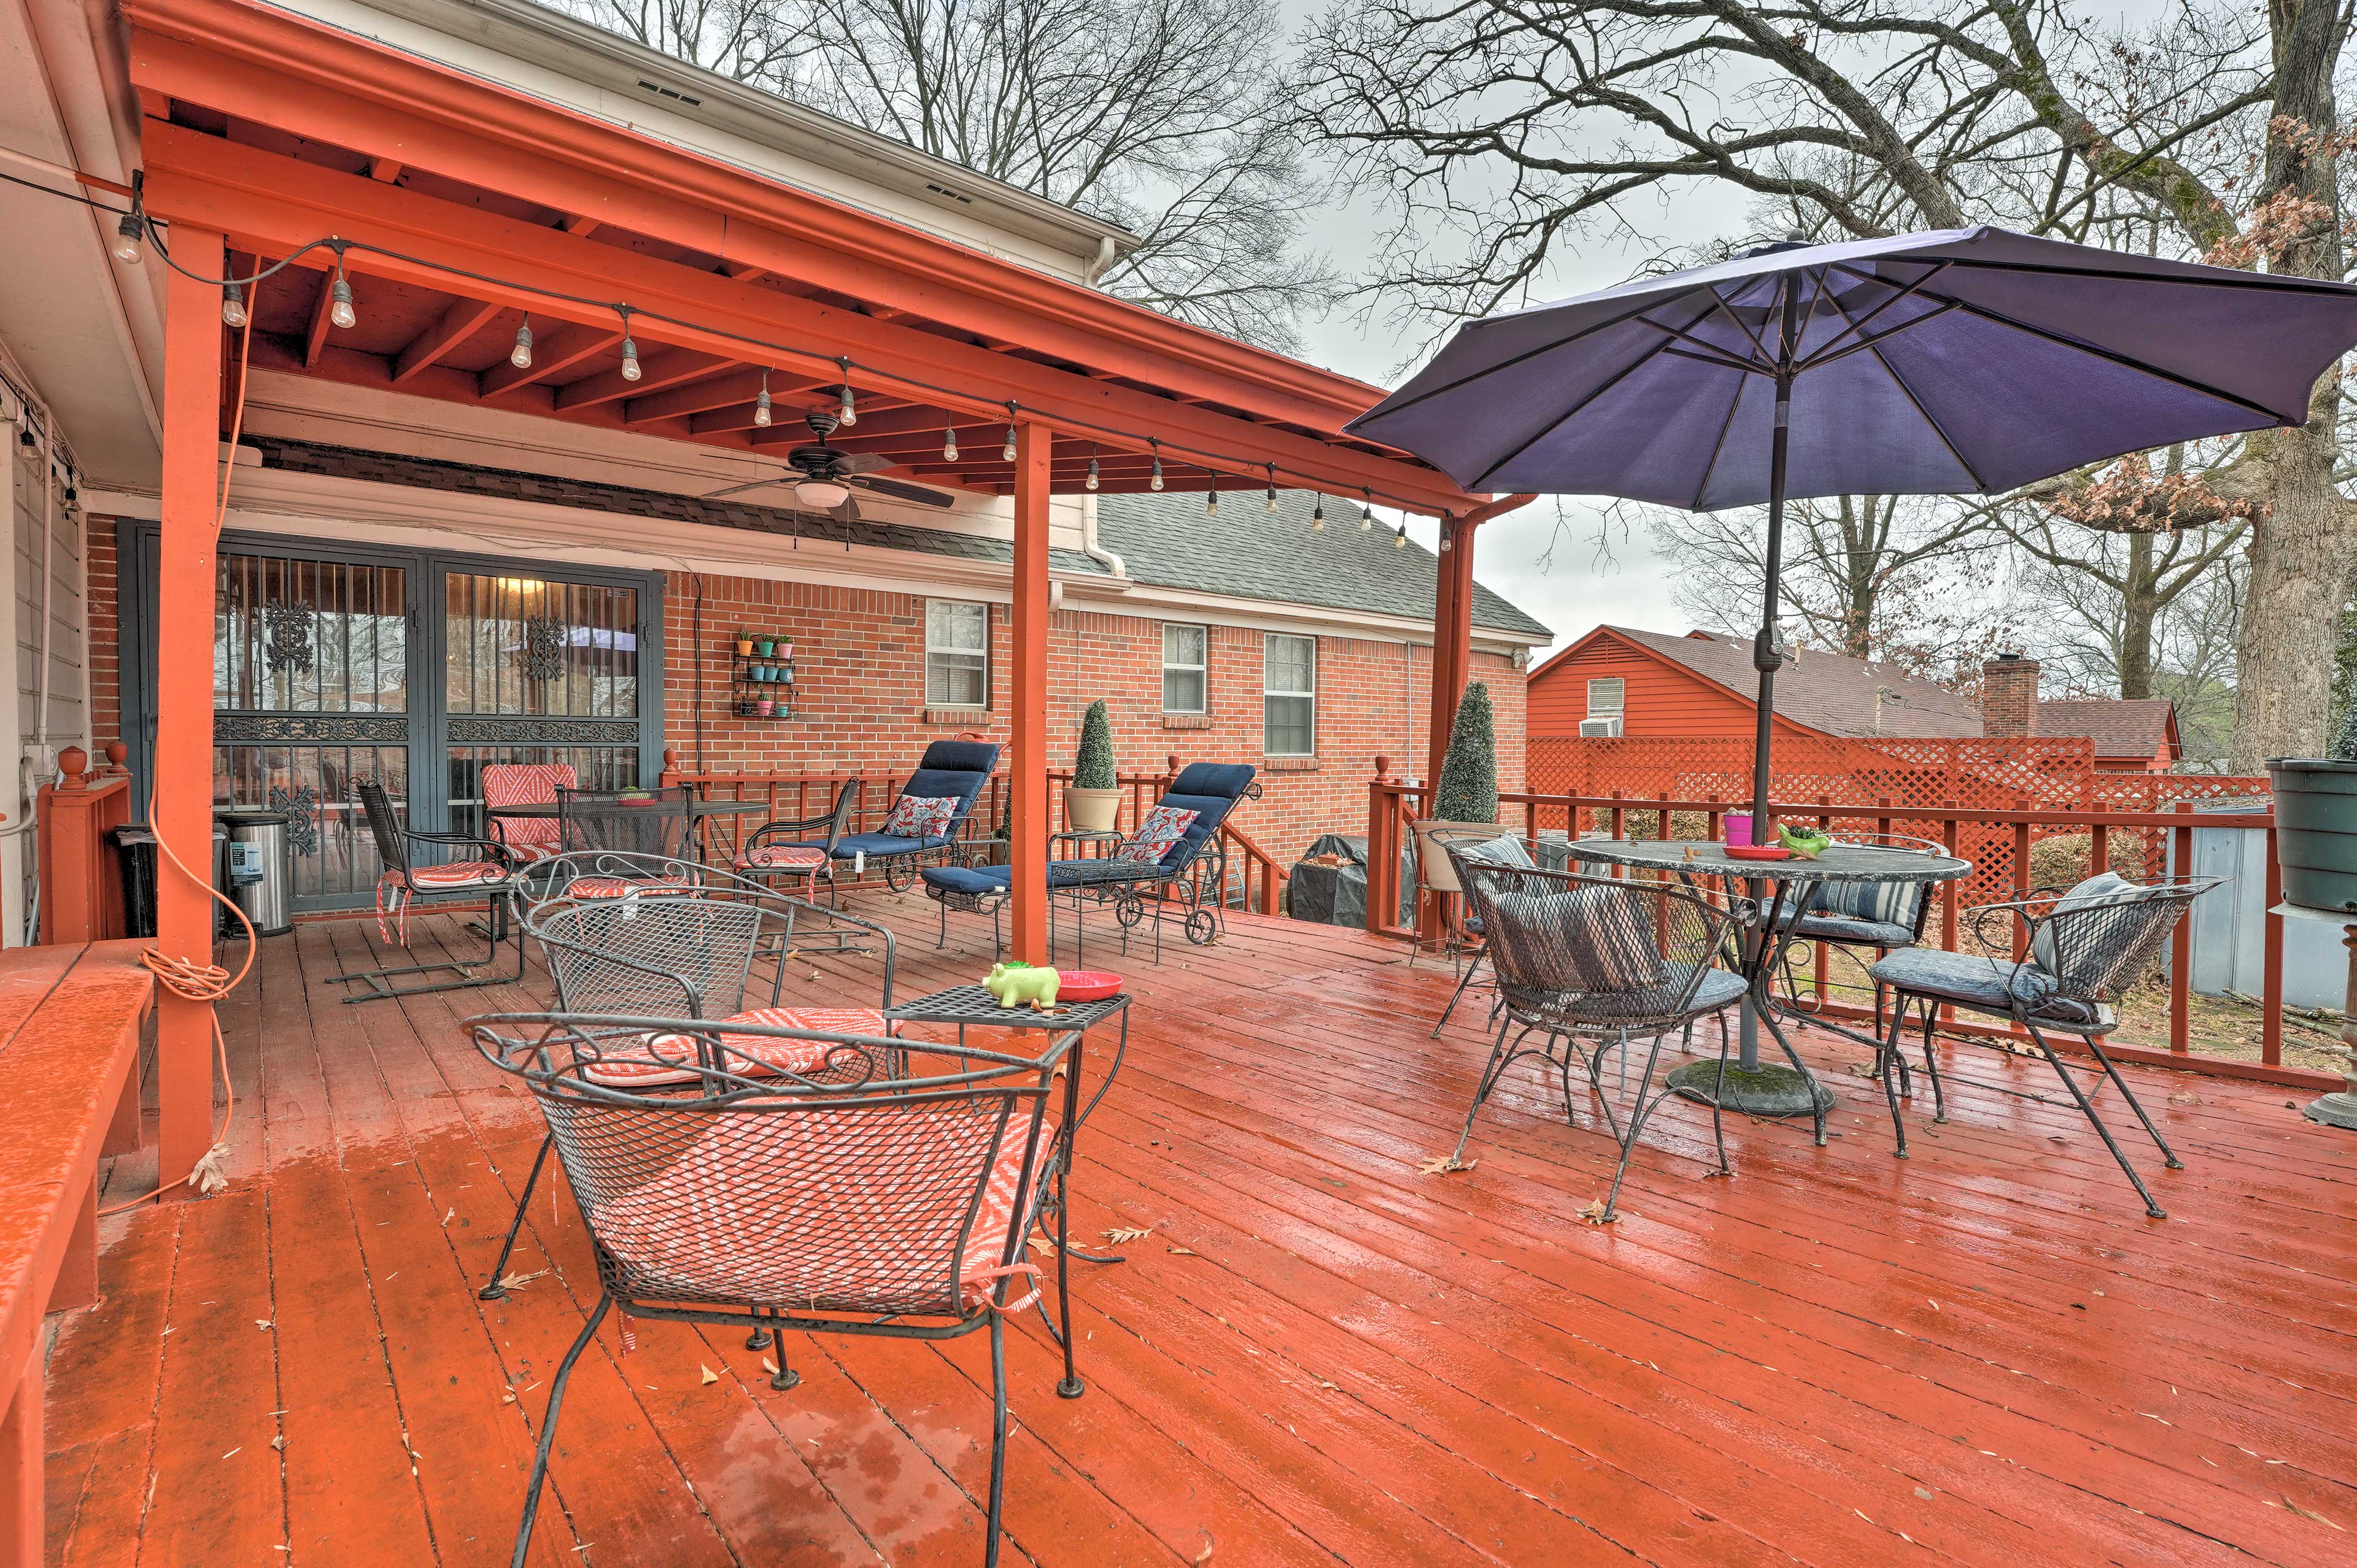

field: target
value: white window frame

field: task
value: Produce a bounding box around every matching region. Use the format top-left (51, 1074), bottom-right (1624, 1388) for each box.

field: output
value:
top-left (925, 598), bottom-right (991, 708)
top-left (1263, 633), bottom-right (1317, 757)
top-left (1161, 622), bottom-right (1209, 714)
top-left (1586, 677), bottom-right (1625, 719)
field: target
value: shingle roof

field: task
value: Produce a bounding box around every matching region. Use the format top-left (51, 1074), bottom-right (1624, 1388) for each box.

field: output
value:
top-left (1607, 627), bottom-right (1982, 738)
top-left (2034, 698), bottom-right (2178, 760)
top-left (1590, 625), bottom-right (2177, 751)
top-left (247, 438), bottom-right (1112, 575)
top-left (1093, 490), bottom-right (1552, 641)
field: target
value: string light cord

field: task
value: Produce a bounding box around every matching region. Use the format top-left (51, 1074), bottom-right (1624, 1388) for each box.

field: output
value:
top-left (102, 304), bottom-right (260, 1216)
top-left (130, 207), bottom-right (1449, 516)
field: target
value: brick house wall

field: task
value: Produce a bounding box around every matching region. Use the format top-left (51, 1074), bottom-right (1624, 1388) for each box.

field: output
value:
top-left (82, 531), bottom-right (1528, 868)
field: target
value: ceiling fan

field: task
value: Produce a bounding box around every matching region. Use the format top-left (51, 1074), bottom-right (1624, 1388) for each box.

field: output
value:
top-left (702, 412), bottom-right (958, 519)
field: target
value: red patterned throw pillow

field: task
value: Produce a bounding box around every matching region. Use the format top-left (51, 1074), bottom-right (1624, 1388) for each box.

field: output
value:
top-left (1116, 805), bottom-right (1199, 863)
top-left (883, 794), bottom-right (959, 840)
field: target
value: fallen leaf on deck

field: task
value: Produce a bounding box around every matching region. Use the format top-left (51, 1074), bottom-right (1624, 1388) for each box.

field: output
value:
top-left (1025, 1235), bottom-right (1057, 1256)
top-left (1166, 1246), bottom-right (1198, 1256)
top-left (441, 1208), bottom-right (455, 1227)
top-left (497, 1269), bottom-right (550, 1293)
top-left (762, 1358), bottom-right (780, 1375)
top-left (700, 1365), bottom-right (719, 1386)
top-left (1103, 1227), bottom-right (1151, 1244)
top-left (1575, 1199), bottom-right (1618, 1225)
top-left (1417, 1156), bottom-right (1476, 1176)
top-left (1193, 1532), bottom-right (1215, 1564)
top-left (271, 1435), bottom-right (286, 1451)
top-left (254, 1319), bottom-right (272, 1330)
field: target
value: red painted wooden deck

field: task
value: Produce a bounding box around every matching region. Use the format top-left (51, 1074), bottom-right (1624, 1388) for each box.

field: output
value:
top-left (37, 900), bottom-right (2357, 1566)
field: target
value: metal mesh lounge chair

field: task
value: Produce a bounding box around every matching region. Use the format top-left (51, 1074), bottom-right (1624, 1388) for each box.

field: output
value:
top-left (834, 740), bottom-right (1000, 891)
top-left (471, 1010), bottom-right (1077, 1568)
top-left (732, 778), bottom-right (861, 905)
top-left (1867, 871), bottom-right (2223, 1217)
top-left (1449, 856), bottom-right (1748, 1220)
top-left (1425, 826), bottom-right (1536, 1038)
top-left (478, 892), bottom-right (902, 1299)
top-left (919, 762), bottom-right (1261, 960)
top-left (328, 780), bottom-right (527, 1003)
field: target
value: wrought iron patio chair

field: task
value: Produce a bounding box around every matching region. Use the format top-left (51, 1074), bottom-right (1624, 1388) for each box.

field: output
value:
top-left (1428, 827), bottom-right (1536, 1038)
top-left (1868, 871), bottom-right (2223, 1218)
top-left (919, 762), bottom-right (1261, 960)
top-left (471, 1010), bottom-right (1077, 1568)
top-left (732, 778), bottom-right (861, 906)
top-left (1773, 832), bottom-right (1942, 1055)
top-left (478, 892), bottom-right (902, 1299)
top-left (1449, 860), bottom-right (1747, 1221)
top-left (479, 761), bottom-right (577, 864)
top-left (831, 740), bottom-right (1001, 891)
top-left (549, 785), bottom-right (700, 898)
top-left (327, 780), bottom-right (527, 1003)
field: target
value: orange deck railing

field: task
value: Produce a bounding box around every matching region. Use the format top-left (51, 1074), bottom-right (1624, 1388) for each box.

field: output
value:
top-left (1366, 765), bottom-right (2321, 1091)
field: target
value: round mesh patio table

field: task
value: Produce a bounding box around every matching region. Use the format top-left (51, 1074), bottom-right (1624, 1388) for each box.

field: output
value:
top-left (1563, 839), bottom-right (1970, 1132)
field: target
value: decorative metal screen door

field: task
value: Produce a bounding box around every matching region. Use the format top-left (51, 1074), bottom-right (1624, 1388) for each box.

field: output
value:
top-left (211, 543), bottom-right (414, 908)
top-left (439, 569), bottom-right (649, 837)
top-left (126, 528), bottom-right (664, 912)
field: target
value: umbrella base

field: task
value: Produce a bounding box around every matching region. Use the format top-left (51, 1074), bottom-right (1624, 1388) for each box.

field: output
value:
top-left (1666, 1059), bottom-right (1833, 1118)
top-left (2304, 1091), bottom-right (2357, 1132)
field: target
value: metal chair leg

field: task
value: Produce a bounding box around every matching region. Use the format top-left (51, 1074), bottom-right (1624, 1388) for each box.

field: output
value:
top-left (1878, 994), bottom-right (1911, 1157)
top-left (2082, 1032), bottom-right (2184, 1169)
top-left (1914, 998), bottom-right (1948, 1122)
top-left (479, 1132), bottom-right (555, 1299)
top-left (1450, 1025), bottom-right (1525, 1159)
top-left (1430, 943), bottom-right (1488, 1037)
top-left (985, 1312), bottom-right (1010, 1568)
top-left (2024, 1020), bottom-right (2169, 1218)
top-left (512, 1293), bottom-right (610, 1568)
top-left (1600, 1032), bottom-right (1666, 1222)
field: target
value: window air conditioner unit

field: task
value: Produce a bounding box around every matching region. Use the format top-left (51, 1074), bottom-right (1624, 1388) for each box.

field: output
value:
top-left (1579, 717), bottom-right (1622, 738)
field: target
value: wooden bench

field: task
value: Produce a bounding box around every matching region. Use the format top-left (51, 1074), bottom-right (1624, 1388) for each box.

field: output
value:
top-left (0, 941), bottom-right (155, 1567)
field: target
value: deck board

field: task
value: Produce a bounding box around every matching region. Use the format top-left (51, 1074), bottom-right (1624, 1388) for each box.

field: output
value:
top-left (39, 894), bottom-right (2357, 1566)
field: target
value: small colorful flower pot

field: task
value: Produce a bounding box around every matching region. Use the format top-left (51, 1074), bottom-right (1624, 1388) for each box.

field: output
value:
top-left (734, 639), bottom-right (754, 656)
top-left (755, 639), bottom-right (776, 657)
top-left (755, 698), bottom-right (775, 717)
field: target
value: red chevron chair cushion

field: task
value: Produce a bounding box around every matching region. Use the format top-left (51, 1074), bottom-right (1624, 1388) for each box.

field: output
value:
top-left (566, 875), bottom-right (695, 900)
top-left (408, 859), bottom-right (512, 889)
top-left (584, 1006), bottom-right (893, 1089)
top-left (481, 762), bottom-right (576, 859)
top-left (734, 844), bottom-right (829, 871)
top-left (589, 1106), bottom-right (1056, 1310)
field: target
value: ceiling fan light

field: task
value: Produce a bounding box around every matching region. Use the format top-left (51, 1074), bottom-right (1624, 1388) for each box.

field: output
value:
top-left (794, 477), bottom-right (851, 510)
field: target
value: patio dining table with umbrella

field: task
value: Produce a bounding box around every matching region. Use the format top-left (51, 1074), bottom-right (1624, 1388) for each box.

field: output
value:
top-left (1353, 224), bottom-right (2357, 1122)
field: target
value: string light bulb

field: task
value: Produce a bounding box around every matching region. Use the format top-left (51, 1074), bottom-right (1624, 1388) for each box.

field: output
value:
top-left (1002, 403), bottom-right (1018, 463)
top-left (1085, 445), bottom-right (1100, 492)
top-left (509, 316), bottom-right (533, 369)
top-left (1312, 496), bottom-right (1325, 531)
top-left (1361, 487), bottom-right (1375, 530)
top-left (1265, 465), bottom-right (1279, 512)
top-left (112, 210), bottom-right (143, 265)
top-left (753, 371), bottom-right (772, 427)
top-left (619, 333), bottom-right (641, 382)
top-left (221, 282), bottom-right (248, 329)
top-left (1394, 520), bottom-right (1409, 549)
top-left (1148, 442), bottom-right (1163, 491)
top-left (1207, 489), bottom-right (1219, 518)
top-left (837, 360), bottom-right (856, 426)
top-left (329, 256), bottom-right (357, 330)
top-left (943, 426), bottom-right (959, 462)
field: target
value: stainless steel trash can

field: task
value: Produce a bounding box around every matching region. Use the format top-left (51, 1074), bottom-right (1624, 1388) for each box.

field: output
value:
top-left (215, 808), bottom-right (293, 937)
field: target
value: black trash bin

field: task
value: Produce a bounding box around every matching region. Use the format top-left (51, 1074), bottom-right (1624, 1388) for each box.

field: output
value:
top-left (112, 824), bottom-right (159, 939)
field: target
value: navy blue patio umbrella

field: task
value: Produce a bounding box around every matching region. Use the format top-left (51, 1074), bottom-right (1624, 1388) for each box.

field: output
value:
top-left (1352, 226), bottom-right (2357, 1083)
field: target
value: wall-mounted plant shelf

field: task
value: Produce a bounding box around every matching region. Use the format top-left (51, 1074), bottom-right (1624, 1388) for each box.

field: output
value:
top-left (730, 643), bottom-right (797, 719)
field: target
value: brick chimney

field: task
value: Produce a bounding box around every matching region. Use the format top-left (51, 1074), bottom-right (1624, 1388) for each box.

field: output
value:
top-left (1981, 652), bottom-right (2040, 738)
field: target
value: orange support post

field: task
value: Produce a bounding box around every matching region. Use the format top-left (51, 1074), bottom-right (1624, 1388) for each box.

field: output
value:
top-left (155, 226), bottom-right (225, 1190)
top-left (1008, 421), bottom-right (1051, 963)
top-left (1423, 513), bottom-right (1469, 786)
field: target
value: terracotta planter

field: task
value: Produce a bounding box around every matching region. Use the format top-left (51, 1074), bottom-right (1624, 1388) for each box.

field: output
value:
top-left (1066, 786), bottom-right (1123, 834)
top-left (1414, 819), bottom-right (1500, 894)
top-left (733, 639), bottom-right (753, 657)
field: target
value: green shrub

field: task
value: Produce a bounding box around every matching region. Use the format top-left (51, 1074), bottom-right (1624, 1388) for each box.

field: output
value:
top-left (1434, 682), bottom-right (1499, 823)
top-left (1074, 698), bottom-right (1118, 789)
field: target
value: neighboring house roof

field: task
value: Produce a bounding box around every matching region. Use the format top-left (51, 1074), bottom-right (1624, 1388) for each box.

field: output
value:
top-left (2034, 698), bottom-right (2180, 762)
top-left (246, 437), bottom-right (1113, 575)
top-left (1094, 490), bottom-right (1552, 642)
top-left (1546, 625), bottom-right (2176, 752)
top-left (1587, 625), bottom-right (1981, 738)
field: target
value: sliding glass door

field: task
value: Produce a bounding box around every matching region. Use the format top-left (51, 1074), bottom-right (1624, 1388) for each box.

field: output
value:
top-left (123, 527), bottom-right (665, 911)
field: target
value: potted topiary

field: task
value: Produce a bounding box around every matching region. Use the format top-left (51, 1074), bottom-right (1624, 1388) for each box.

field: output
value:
top-left (1066, 698), bottom-right (1123, 832)
top-left (1415, 682), bottom-right (1501, 895)
top-left (2269, 701), bottom-right (2357, 912)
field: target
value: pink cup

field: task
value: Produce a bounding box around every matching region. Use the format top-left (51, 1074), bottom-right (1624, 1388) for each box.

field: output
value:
top-left (1724, 813), bottom-right (1752, 847)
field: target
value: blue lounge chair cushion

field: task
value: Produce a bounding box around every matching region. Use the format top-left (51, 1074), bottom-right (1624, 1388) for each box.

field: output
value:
top-left (921, 862), bottom-right (1012, 897)
top-left (1791, 913), bottom-right (1916, 948)
top-left (1867, 948), bottom-right (2099, 1024)
top-left (831, 831), bottom-right (954, 859)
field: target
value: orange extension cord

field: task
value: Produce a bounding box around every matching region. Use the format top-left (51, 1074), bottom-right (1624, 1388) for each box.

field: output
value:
top-left (101, 308), bottom-right (260, 1215)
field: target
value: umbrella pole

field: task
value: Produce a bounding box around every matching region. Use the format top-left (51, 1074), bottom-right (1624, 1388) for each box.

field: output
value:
top-left (1737, 362), bottom-right (1795, 1073)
